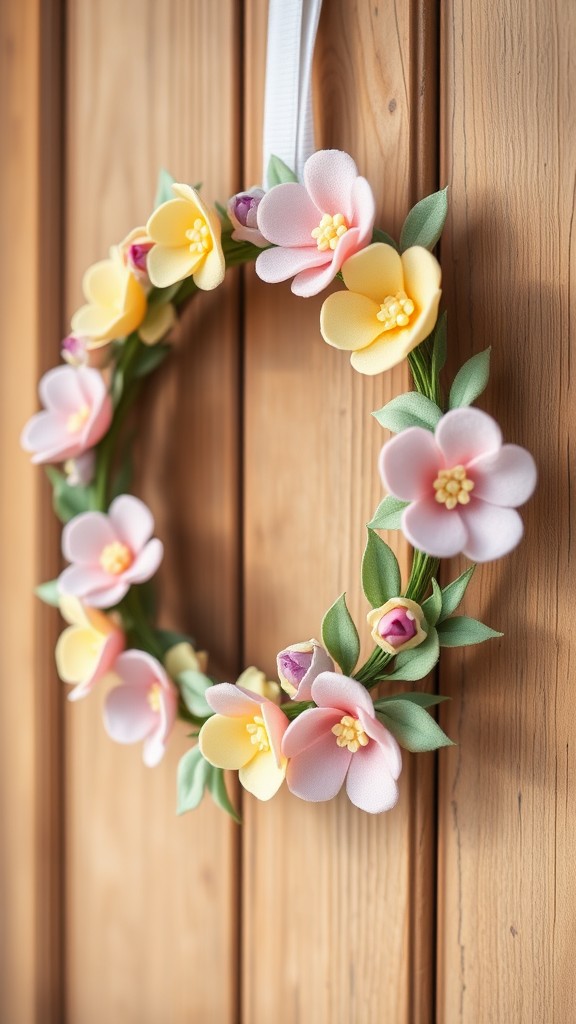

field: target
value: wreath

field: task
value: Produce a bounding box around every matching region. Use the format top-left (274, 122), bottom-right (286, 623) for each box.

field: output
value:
top-left (21, 149), bottom-right (537, 818)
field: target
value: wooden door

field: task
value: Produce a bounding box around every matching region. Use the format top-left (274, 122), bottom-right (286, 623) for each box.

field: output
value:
top-left (1, 1), bottom-right (573, 1021)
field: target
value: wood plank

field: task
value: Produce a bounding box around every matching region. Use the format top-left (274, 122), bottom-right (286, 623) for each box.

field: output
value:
top-left (242, 2), bottom-right (438, 1020)
top-left (437, 1), bottom-right (576, 1020)
top-left (64, 2), bottom-right (241, 1020)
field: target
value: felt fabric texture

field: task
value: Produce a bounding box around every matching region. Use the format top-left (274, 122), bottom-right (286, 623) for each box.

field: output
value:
top-left (146, 183), bottom-right (225, 291)
top-left (71, 247), bottom-right (147, 347)
top-left (366, 598), bottom-right (427, 656)
top-left (103, 649), bottom-right (177, 767)
top-left (56, 595), bottom-right (125, 702)
top-left (21, 365), bottom-right (113, 464)
top-left (276, 639), bottom-right (334, 699)
top-left (228, 187), bottom-right (268, 247)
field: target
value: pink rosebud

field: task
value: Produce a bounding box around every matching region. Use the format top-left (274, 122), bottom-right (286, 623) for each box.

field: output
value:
top-left (379, 407), bottom-right (537, 561)
top-left (20, 365), bottom-right (112, 465)
top-left (227, 187), bottom-right (268, 247)
top-left (255, 149), bottom-right (375, 297)
top-left (103, 650), bottom-right (178, 766)
top-left (283, 672), bottom-right (402, 814)
top-left (276, 639), bottom-right (334, 700)
top-left (366, 598), bottom-right (427, 656)
top-left (58, 494), bottom-right (164, 608)
top-left (128, 241), bottom-right (154, 276)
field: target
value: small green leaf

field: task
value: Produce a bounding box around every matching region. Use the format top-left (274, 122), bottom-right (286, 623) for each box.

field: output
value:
top-left (361, 528), bottom-right (401, 608)
top-left (35, 578), bottom-right (61, 607)
top-left (431, 311), bottom-right (447, 376)
top-left (177, 746), bottom-right (212, 814)
top-left (368, 496), bottom-right (409, 530)
top-left (372, 227), bottom-right (399, 252)
top-left (154, 167), bottom-right (176, 208)
top-left (133, 342), bottom-right (171, 379)
top-left (208, 767), bottom-right (241, 823)
top-left (110, 455), bottom-right (133, 501)
top-left (399, 187), bottom-right (448, 251)
top-left (377, 699), bottom-right (454, 752)
top-left (385, 628), bottom-right (439, 681)
top-left (436, 616), bottom-right (503, 647)
top-left (439, 565), bottom-right (475, 621)
top-left (156, 628), bottom-right (195, 654)
top-left (375, 692), bottom-right (450, 710)
top-left (45, 467), bottom-right (95, 523)
top-left (373, 392), bottom-right (442, 433)
top-left (267, 154), bottom-right (298, 186)
top-left (147, 283), bottom-right (181, 306)
top-left (448, 348), bottom-right (491, 409)
top-left (321, 593), bottom-right (360, 676)
top-left (177, 670), bottom-right (212, 718)
top-left (422, 578), bottom-right (442, 627)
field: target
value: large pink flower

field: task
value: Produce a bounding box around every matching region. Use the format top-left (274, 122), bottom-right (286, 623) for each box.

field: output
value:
top-left (379, 407), bottom-right (537, 561)
top-left (282, 673), bottom-right (402, 814)
top-left (103, 650), bottom-right (178, 766)
top-left (58, 495), bottom-right (164, 608)
top-left (21, 365), bottom-right (112, 464)
top-left (255, 150), bottom-right (375, 297)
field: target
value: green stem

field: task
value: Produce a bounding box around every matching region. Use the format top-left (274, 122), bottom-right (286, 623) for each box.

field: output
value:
top-left (121, 586), bottom-right (164, 660)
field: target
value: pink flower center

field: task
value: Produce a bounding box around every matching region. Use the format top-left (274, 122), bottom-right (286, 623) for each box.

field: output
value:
top-left (433, 464), bottom-right (475, 510)
top-left (185, 217), bottom-right (212, 258)
top-left (331, 715), bottom-right (369, 753)
top-left (246, 714), bottom-right (270, 753)
top-left (66, 404), bottom-right (90, 433)
top-left (378, 607), bottom-right (417, 647)
top-left (376, 291), bottom-right (415, 331)
top-left (311, 212), bottom-right (349, 252)
top-left (147, 682), bottom-right (162, 712)
top-left (99, 541), bottom-right (133, 575)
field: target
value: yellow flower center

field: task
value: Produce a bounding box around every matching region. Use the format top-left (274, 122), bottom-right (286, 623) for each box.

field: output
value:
top-left (99, 541), bottom-right (133, 575)
top-left (185, 217), bottom-right (212, 257)
top-left (433, 465), bottom-right (475, 510)
top-left (311, 212), bottom-right (349, 252)
top-left (331, 715), bottom-right (369, 753)
top-left (147, 683), bottom-right (162, 712)
top-left (246, 714), bottom-right (270, 753)
top-left (376, 291), bottom-right (415, 331)
top-left (66, 404), bottom-right (90, 433)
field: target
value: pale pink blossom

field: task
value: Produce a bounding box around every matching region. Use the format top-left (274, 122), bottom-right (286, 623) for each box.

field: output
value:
top-left (379, 407), bottom-right (537, 562)
top-left (282, 673), bottom-right (402, 813)
top-left (255, 149), bottom-right (375, 297)
top-left (58, 494), bottom-right (164, 608)
top-left (103, 649), bottom-right (178, 766)
top-left (20, 365), bottom-right (112, 465)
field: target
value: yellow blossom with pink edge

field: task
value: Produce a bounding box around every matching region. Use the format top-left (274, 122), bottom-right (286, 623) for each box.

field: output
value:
top-left (71, 246), bottom-right (147, 348)
top-left (56, 595), bottom-right (125, 701)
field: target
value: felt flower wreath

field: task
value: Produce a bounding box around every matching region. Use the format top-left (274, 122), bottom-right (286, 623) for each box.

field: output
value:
top-left (23, 151), bottom-right (536, 820)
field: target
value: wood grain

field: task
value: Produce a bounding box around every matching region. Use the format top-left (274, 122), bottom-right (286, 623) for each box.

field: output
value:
top-left (64, 2), bottom-right (241, 1021)
top-left (437, 0), bottom-right (576, 1020)
top-left (242, 2), bottom-right (437, 1021)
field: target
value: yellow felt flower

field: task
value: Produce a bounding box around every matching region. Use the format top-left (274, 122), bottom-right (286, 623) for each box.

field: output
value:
top-left (164, 641), bottom-right (208, 678)
top-left (236, 666), bottom-right (281, 704)
top-left (71, 247), bottom-right (147, 348)
top-left (55, 595), bottom-right (125, 701)
top-left (146, 183), bottom-right (225, 291)
top-left (320, 243), bottom-right (442, 375)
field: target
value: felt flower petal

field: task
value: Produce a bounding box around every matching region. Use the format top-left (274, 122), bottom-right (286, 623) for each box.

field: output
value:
top-left (82, 259), bottom-right (121, 307)
top-left (256, 182), bottom-right (321, 246)
top-left (260, 702), bottom-right (289, 767)
top-left (71, 305), bottom-right (120, 341)
top-left (342, 243), bottom-right (404, 304)
top-left (56, 626), bottom-right (100, 683)
top-left (359, 710), bottom-right (403, 779)
top-left (109, 494), bottom-right (154, 551)
top-left (139, 302), bottom-right (176, 344)
top-left (286, 730), bottom-right (352, 802)
top-left (304, 149), bottom-right (359, 223)
top-left (146, 245), bottom-right (199, 290)
top-left (350, 330), bottom-right (429, 376)
top-left (291, 227), bottom-right (369, 297)
top-left (350, 175), bottom-right (378, 240)
top-left (435, 407), bottom-right (502, 466)
top-left (78, 580), bottom-right (130, 609)
top-left (461, 501), bottom-right (525, 562)
top-left (192, 220), bottom-right (225, 290)
top-left (40, 366), bottom-right (84, 413)
top-left (401, 246), bottom-right (442, 304)
top-left (311, 672), bottom-right (375, 717)
top-left (113, 649), bottom-right (161, 688)
top-left (205, 682), bottom-right (261, 718)
top-left (62, 512), bottom-right (116, 564)
top-left (58, 564), bottom-right (111, 596)
top-left (123, 539), bottom-right (164, 584)
top-left (402, 497), bottom-right (468, 558)
top-left (146, 198), bottom-right (196, 245)
top-left (345, 741), bottom-right (400, 813)
top-left (379, 427), bottom-right (441, 500)
top-left (199, 713), bottom-right (255, 769)
top-left (469, 445), bottom-right (537, 507)
top-left (143, 733), bottom-right (168, 768)
top-left (282, 707), bottom-right (342, 758)
top-left (239, 748), bottom-right (286, 801)
top-left (22, 414), bottom-right (78, 463)
top-left (255, 245), bottom-right (328, 284)
top-left (321, 291), bottom-right (383, 352)
top-left (104, 685), bottom-right (157, 743)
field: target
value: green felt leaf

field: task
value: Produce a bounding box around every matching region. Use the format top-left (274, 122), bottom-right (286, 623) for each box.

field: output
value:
top-left (156, 628), bottom-right (196, 654)
top-left (208, 767), bottom-right (241, 823)
top-left (177, 670), bottom-right (212, 718)
top-left (439, 565), bottom-right (476, 621)
top-left (372, 227), bottom-right (399, 252)
top-left (422, 578), bottom-right (442, 627)
top-left (448, 348), bottom-right (491, 409)
top-left (110, 455), bottom-right (133, 501)
top-left (377, 699), bottom-right (454, 752)
top-left (431, 311), bottom-right (447, 376)
top-left (373, 392), bottom-right (442, 433)
top-left (436, 616), bottom-right (503, 647)
top-left (35, 578), bottom-right (61, 607)
top-left (267, 154), bottom-right (298, 186)
top-left (147, 283), bottom-right (181, 306)
top-left (321, 593), bottom-right (360, 676)
top-left (384, 627), bottom-right (439, 681)
top-left (368, 495), bottom-right (409, 531)
top-left (176, 746), bottom-right (212, 814)
top-left (361, 529), bottom-right (401, 608)
top-left (399, 187), bottom-right (448, 251)
top-left (133, 342), bottom-right (171, 379)
top-left (45, 467), bottom-right (95, 524)
top-left (154, 167), bottom-right (176, 208)
top-left (375, 692), bottom-right (450, 710)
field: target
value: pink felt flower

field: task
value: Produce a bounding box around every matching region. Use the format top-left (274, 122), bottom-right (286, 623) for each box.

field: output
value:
top-left (58, 495), bottom-right (164, 608)
top-left (103, 650), bottom-right (178, 766)
top-left (255, 149), bottom-right (375, 297)
top-left (379, 407), bottom-right (537, 561)
top-left (283, 673), bottom-right (402, 814)
top-left (20, 365), bottom-right (112, 465)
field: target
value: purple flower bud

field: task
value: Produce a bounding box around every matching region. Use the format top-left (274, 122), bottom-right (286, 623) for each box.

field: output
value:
top-left (61, 334), bottom-right (88, 366)
top-left (276, 640), bottom-right (334, 700)
top-left (232, 192), bottom-right (262, 229)
top-left (128, 241), bottom-right (153, 275)
top-left (378, 607), bottom-right (418, 648)
top-left (227, 187), bottom-right (268, 248)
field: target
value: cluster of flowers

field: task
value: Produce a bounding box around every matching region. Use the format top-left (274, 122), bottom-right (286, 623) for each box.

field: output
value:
top-left (21, 149), bottom-right (537, 816)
